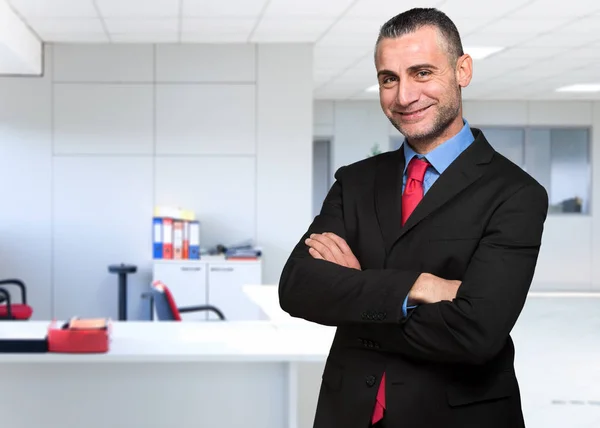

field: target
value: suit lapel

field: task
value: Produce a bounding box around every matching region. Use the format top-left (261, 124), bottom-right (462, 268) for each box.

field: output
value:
top-left (398, 129), bottom-right (495, 240)
top-left (374, 149), bottom-right (405, 254)
top-left (376, 129), bottom-right (496, 252)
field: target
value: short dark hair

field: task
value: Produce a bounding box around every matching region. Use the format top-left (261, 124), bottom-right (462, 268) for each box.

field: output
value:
top-left (376, 8), bottom-right (464, 64)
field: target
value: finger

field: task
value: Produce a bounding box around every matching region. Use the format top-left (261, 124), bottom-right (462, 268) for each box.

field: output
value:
top-left (323, 233), bottom-right (361, 269)
top-left (308, 248), bottom-right (324, 260)
top-left (323, 233), bottom-right (354, 256)
top-left (309, 234), bottom-right (346, 265)
top-left (305, 236), bottom-right (338, 263)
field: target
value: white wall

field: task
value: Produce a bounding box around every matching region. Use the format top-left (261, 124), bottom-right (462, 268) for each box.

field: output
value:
top-left (315, 99), bottom-right (600, 292)
top-left (0, 43), bottom-right (312, 320)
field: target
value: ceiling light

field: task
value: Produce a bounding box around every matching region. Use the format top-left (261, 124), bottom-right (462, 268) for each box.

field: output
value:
top-left (556, 84), bottom-right (600, 93)
top-left (464, 46), bottom-right (505, 60)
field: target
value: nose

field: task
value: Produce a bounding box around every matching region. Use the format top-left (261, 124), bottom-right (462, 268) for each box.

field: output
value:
top-left (395, 78), bottom-right (419, 108)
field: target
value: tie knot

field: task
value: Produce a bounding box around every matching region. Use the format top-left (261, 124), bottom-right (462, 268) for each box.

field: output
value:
top-left (407, 157), bottom-right (429, 182)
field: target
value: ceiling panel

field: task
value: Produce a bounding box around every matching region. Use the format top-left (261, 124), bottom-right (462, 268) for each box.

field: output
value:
top-left (439, 0), bottom-right (532, 18)
top-left (8, 0), bottom-right (97, 18)
top-left (105, 19), bottom-right (178, 33)
top-left (492, 47), bottom-right (568, 60)
top-left (7, 0), bottom-right (600, 101)
top-left (181, 33), bottom-right (249, 43)
top-left (558, 15), bottom-right (600, 34)
top-left (251, 18), bottom-right (334, 42)
top-left (111, 33), bottom-right (178, 43)
top-left (318, 18), bottom-right (383, 48)
top-left (508, 0), bottom-right (600, 18)
top-left (182, 0), bottom-right (267, 17)
top-left (346, 0), bottom-right (446, 20)
top-left (182, 18), bottom-right (256, 34)
top-left (96, 0), bottom-right (179, 18)
top-left (521, 33), bottom-right (600, 48)
top-left (462, 32), bottom-right (539, 48)
top-left (263, 0), bottom-right (355, 17)
top-left (483, 18), bottom-right (571, 35)
top-left (42, 33), bottom-right (110, 43)
top-left (26, 18), bottom-right (105, 36)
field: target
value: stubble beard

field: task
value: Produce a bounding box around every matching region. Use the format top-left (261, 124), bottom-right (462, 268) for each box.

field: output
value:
top-left (389, 87), bottom-right (461, 148)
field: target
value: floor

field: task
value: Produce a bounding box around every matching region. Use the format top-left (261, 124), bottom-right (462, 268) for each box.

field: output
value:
top-left (511, 293), bottom-right (600, 428)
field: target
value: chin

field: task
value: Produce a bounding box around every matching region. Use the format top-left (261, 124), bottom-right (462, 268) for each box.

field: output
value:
top-left (395, 121), bottom-right (435, 141)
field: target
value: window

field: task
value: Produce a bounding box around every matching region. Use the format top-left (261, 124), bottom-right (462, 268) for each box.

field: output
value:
top-left (480, 126), bottom-right (591, 215)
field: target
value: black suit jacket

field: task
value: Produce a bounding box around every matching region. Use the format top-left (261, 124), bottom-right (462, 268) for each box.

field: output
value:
top-left (279, 128), bottom-right (549, 428)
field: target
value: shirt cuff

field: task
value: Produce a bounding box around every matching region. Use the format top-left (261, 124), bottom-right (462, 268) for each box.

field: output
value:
top-left (402, 294), bottom-right (418, 318)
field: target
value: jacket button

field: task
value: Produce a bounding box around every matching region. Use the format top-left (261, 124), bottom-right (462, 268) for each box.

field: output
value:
top-left (366, 375), bottom-right (376, 387)
top-left (361, 312), bottom-right (367, 320)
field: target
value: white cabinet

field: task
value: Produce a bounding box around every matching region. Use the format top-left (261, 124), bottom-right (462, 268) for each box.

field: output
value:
top-left (152, 257), bottom-right (262, 321)
top-left (208, 263), bottom-right (263, 321)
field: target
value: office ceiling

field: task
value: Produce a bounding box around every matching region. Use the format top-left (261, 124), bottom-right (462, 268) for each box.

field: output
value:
top-left (7, 0), bottom-right (600, 100)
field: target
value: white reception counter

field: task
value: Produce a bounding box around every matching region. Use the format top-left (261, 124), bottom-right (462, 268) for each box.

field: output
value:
top-left (1, 292), bottom-right (599, 428)
top-left (0, 320), bottom-right (334, 428)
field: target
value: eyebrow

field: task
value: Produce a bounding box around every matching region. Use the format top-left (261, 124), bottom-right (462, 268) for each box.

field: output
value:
top-left (407, 63), bottom-right (439, 73)
top-left (377, 64), bottom-right (439, 78)
top-left (377, 69), bottom-right (398, 78)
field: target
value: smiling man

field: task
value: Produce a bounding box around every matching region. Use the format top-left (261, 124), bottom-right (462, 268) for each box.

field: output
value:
top-left (279, 8), bottom-right (548, 428)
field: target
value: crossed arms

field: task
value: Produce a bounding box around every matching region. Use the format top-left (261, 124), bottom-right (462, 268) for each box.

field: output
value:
top-left (278, 173), bottom-right (548, 365)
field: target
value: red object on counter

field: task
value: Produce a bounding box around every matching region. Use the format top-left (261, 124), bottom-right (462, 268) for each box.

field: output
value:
top-left (47, 318), bottom-right (111, 353)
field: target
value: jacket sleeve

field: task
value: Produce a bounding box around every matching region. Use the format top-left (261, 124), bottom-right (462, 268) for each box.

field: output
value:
top-left (360, 183), bottom-right (549, 365)
top-left (278, 166), bottom-right (421, 326)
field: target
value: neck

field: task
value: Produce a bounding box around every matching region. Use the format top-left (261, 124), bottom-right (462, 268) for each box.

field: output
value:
top-left (407, 114), bottom-right (464, 155)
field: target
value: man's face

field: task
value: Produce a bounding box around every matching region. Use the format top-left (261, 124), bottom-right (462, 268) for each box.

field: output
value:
top-left (375, 26), bottom-right (470, 145)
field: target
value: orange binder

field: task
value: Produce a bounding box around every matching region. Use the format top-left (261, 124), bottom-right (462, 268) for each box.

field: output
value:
top-left (173, 220), bottom-right (183, 259)
top-left (182, 221), bottom-right (190, 259)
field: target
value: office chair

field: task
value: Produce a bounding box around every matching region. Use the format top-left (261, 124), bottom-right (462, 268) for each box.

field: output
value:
top-left (150, 281), bottom-right (226, 321)
top-left (0, 279), bottom-right (33, 320)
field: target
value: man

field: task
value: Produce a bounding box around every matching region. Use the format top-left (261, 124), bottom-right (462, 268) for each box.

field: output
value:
top-left (278, 7), bottom-right (549, 428)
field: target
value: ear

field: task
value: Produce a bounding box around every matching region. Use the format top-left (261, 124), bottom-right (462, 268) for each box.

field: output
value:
top-left (455, 54), bottom-right (473, 88)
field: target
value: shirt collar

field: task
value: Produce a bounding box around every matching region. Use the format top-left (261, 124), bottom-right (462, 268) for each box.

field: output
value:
top-left (403, 119), bottom-right (474, 175)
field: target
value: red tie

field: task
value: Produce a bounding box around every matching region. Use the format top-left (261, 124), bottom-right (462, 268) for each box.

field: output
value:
top-left (371, 156), bottom-right (429, 425)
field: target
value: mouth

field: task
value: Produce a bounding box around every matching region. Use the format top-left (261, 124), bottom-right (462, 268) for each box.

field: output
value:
top-left (395, 105), bottom-right (432, 121)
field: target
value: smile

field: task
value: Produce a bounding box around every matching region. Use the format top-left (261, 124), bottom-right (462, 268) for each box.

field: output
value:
top-left (398, 105), bottom-right (431, 119)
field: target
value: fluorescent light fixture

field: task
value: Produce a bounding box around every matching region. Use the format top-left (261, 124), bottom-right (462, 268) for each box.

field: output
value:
top-left (463, 46), bottom-right (505, 60)
top-left (366, 84), bottom-right (379, 92)
top-left (556, 84), bottom-right (600, 93)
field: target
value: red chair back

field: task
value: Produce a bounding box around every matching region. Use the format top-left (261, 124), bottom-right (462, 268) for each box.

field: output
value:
top-left (151, 281), bottom-right (182, 321)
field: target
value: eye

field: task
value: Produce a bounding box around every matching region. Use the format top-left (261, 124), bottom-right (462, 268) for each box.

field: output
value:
top-left (416, 70), bottom-right (431, 78)
top-left (381, 76), bottom-right (397, 87)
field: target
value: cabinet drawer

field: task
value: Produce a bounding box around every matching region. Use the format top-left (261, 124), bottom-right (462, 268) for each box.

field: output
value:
top-left (207, 263), bottom-right (262, 321)
top-left (153, 262), bottom-right (208, 321)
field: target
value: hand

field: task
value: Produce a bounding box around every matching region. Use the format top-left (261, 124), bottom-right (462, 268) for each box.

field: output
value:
top-left (305, 232), bottom-right (362, 270)
top-left (408, 273), bottom-right (461, 304)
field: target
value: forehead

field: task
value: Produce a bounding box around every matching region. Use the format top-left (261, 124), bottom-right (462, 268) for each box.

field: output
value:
top-left (375, 26), bottom-right (445, 69)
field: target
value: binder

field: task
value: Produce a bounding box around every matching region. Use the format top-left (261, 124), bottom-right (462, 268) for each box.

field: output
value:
top-left (152, 217), bottom-right (163, 259)
top-left (189, 221), bottom-right (200, 259)
top-left (173, 220), bottom-right (183, 260)
top-left (182, 221), bottom-right (190, 259)
top-left (162, 218), bottom-right (173, 259)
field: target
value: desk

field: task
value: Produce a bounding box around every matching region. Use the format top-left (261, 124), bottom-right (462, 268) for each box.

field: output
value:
top-left (1, 294), bottom-right (599, 428)
top-left (0, 320), bottom-right (334, 428)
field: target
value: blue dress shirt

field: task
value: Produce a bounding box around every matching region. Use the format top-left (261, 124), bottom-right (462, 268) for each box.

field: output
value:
top-left (401, 119), bottom-right (475, 317)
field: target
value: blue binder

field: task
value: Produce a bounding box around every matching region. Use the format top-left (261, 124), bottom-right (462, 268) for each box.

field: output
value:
top-left (153, 217), bottom-right (163, 259)
top-left (189, 221), bottom-right (200, 259)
